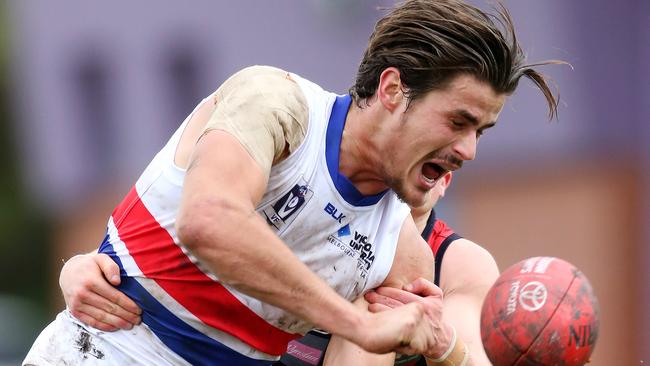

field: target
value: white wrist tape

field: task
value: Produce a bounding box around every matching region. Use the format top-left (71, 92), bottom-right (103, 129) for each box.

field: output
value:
top-left (429, 325), bottom-right (457, 363)
top-left (458, 342), bottom-right (470, 366)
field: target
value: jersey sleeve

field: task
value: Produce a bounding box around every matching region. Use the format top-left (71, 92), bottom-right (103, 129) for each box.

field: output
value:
top-left (203, 65), bottom-right (309, 176)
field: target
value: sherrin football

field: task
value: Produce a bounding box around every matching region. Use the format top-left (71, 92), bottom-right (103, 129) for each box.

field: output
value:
top-left (480, 257), bottom-right (599, 366)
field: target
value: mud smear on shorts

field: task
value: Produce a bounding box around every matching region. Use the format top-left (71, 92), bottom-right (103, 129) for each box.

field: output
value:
top-left (75, 324), bottom-right (105, 360)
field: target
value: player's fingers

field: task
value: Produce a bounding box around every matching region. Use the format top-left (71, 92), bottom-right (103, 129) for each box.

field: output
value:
top-left (395, 339), bottom-right (428, 356)
top-left (367, 302), bottom-right (392, 313)
top-left (83, 291), bottom-right (141, 326)
top-left (364, 290), bottom-right (403, 308)
top-left (86, 274), bottom-right (142, 317)
top-left (373, 286), bottom-right (423, 305)
top-left (395, 344), bottom-right (419, 356)
top-left (395, 315), bottom-right (435, 356)
top-left (403, 277), bottom-right (443, 298)
top-left (102, 286), bottom-right (142, 317)
top-left (69, 308), bottom-right (122, 332)
top-left (75, 297), bottom-right (137, 330)
top-left (94, 253), bottom-right (121, 285)
top-left (393, 328), bottom-right (427, 355)
top-left (113, 294), bottom-right (142, 318)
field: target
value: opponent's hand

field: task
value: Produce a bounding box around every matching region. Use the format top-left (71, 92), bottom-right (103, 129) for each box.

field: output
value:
top-left (60, 253), bottom-right (142, 331)
top-left (364, 277), bottom-right (454, 359)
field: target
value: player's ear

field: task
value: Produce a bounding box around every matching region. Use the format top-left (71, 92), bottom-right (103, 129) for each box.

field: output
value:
top-left (377, 67), bottom-right (404, 112)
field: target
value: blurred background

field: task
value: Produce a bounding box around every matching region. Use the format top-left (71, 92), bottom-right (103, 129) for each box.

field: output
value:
top-left (0, 0), bottom-right (647, 364)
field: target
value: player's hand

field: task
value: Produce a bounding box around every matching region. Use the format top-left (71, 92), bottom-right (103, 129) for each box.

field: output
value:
top-left (350, 301), bottom-right (438, 356)
top-left (364, 277), bottom-right (454, 359)
top-left (60, 253), bottom-right (142, 331)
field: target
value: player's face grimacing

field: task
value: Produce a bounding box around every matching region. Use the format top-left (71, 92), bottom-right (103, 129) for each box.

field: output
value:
top-left (384, 73), bottom-right (506, 207)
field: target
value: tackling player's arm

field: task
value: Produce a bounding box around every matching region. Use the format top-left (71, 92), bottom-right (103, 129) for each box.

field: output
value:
top-left (365, 237), bottom-right (499, 366)
top-left (436, 238), bottom-right (499, 366)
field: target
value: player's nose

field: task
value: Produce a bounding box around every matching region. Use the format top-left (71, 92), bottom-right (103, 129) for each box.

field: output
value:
top-left (452, 131), bottom-right (477, 161)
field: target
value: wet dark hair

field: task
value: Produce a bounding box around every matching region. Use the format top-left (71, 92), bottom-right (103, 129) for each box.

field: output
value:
top-left (350, 0), bottom-right (565, 119)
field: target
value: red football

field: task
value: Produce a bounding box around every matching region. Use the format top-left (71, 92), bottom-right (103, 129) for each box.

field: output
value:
top-left (480, 257), bottom-right (599, 366)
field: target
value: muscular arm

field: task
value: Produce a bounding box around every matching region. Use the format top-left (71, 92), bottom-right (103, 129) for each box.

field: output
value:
top-left (177, 67), bottom-right (357, 331)
top-left (178, 131), bottom-right (431, 354)
top-left (178, 130), bottom-right (366, 340)
top-left (438, 239), bottom-right (499, 366)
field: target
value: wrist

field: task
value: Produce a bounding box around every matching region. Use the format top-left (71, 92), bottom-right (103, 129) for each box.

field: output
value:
top-left (338, 307), bottom-right (369, 344)
top-left (423, 323), bottom-right (454, 359)
top-left (427, 325), bottom-right (456, 361)
top-left (424, 325), bottom-right (470, 366)
top-left (317, 298), bottom-right (368, 345)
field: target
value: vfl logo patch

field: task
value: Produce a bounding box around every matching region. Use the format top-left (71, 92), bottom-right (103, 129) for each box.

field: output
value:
top-left (263, 183), bottom-right (313, 233)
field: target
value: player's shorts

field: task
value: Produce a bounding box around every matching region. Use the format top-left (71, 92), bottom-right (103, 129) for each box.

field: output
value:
top-left (276, 331), bottom-right (425, 366)
top-left (23, 310), bottom-right (189, 365)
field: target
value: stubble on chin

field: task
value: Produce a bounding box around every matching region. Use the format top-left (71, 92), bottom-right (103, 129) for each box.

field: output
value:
top-left (385, 173), bottom-right (424, 207)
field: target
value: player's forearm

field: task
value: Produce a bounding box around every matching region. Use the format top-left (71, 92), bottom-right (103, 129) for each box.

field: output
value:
top-left (439, 240), bottom-right (499, 365)
top-left (177, 198), bottom-right (366, 342)
top-left (324, 297), bottom-right (396, 366)
top-left (441, 296), bottom-right (488, 366)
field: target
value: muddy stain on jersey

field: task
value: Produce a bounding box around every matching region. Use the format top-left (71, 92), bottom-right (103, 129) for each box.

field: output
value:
top-left (74, 324), bottom-right (105, 360)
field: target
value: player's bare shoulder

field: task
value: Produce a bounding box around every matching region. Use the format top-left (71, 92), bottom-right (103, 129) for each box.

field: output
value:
top-left (201, 65), bottom-right (309, 175)
top-left (439, 238), bottom-right (499, 296)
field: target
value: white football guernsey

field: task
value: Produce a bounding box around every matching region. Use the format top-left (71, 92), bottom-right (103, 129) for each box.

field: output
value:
top-left (24, 69), bottom-right (410, 366)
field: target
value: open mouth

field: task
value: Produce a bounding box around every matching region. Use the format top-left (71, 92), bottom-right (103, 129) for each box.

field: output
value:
top-left (422, 162), bottom-right (447, 183)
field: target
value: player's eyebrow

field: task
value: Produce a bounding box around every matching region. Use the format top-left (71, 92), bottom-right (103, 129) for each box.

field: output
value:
top-left (453, 108), bottom-right (496, 129)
